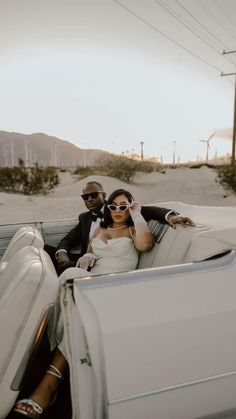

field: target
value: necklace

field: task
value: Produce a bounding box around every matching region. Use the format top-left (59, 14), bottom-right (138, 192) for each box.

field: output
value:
top-left (107, 224), bottom-right (128, 231)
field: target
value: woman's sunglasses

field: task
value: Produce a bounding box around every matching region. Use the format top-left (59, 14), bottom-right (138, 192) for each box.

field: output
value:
top-left (107, 204), bottom-right (131, 212)
top-left (81, 191), bottom-right (103, 201)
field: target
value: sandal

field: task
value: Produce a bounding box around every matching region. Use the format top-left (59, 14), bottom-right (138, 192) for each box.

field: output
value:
top-left (14, 364), bottom-right (64, 418)
top-left (14, 398), bottom-right (43, 418)
top-left (46, 364), bottom-right (64, 380)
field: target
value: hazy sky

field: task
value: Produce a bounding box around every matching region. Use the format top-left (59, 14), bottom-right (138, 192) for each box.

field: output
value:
top-left (1, 0), bottom-right (236, 163)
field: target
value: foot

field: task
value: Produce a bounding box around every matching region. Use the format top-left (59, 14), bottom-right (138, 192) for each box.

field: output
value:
top-left (14, 376), bottom-right (58, 417)
top-left (14, 398), bottom-right (44, 418)
top-left (14, 359), bottom-right (65, 417)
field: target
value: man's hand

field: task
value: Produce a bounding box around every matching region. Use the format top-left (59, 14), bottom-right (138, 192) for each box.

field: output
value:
top-left (168, 215), bottom-right (196, 229)
top-left (76, 253), bottom-right (98, 270)
top-left (57, 251), bottom-right (70, 264)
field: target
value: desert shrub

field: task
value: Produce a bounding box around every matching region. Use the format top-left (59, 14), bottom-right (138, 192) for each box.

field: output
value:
top-left (99, 156), bottom-right (154, 182)
top-left (188, 164), bottom-right (202, 169)
top-left (74, 165), bottom-right (96, 178)
top-left (97, 156), bottom-right (137, 182)
top-left (215, 165), bottom-right (236, 194)
top-left (137, 161), bottom-right (156, 173)
top-left (74, 156), bottom-right (154, 182)
top-left (18, 158), bottom-right (25, 167)
top-left (0, 165), bottom-right (60, 195)
top-left (188, 163), bottom-right (215, 169)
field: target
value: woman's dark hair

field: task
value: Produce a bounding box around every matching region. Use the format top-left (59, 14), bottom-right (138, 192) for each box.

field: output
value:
top-left (101, 189), bottom-right (134, 228)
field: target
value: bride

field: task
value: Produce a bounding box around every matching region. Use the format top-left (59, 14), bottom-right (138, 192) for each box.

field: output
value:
top-left (14, 189), bottom-right (154, 418)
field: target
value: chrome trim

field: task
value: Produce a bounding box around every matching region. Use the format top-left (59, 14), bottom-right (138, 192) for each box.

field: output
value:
top-left (71, 250), bottom-right (236, 290)
top-left (109, 370), bottom-right (236, 405)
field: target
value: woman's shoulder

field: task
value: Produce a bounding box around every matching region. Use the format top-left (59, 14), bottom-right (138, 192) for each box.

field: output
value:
top-left (93, 226), bottom-right (110, 239)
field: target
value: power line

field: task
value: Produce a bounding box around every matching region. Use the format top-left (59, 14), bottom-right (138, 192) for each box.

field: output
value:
top-left (172, 0), bottom-right (235, 66)
top-left (221, 52), bottom-right (236, 166)
top-left (173, 0), bottom-right (236, 67)
top-left (215, 0), bottom-right (236, 33)
top-left (174, 0), bottom-right (232, 51)
top-left (112, 0), bottom-right (222, 73)
top-left (153, 0), bottom-right (221, 54)
top-left (196, 0), bottom-right (236, 43)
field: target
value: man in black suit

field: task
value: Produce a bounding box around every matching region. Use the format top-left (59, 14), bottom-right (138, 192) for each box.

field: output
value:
top-left (46, 180), bottom-right (194, 274)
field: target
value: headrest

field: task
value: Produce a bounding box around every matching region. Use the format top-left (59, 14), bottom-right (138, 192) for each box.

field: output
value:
top-left (185, 227), bottom-right (236, 262)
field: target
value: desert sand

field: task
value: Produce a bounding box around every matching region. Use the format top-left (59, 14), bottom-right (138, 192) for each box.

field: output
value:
top-left (1, 166), bottom-right (236, 224)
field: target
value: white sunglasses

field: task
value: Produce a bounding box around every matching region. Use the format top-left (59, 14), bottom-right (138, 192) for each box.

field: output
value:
top-left (107, 204), bottom-right (131, 212)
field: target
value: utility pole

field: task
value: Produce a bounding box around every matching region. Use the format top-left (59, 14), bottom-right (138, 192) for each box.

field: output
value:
top-left (83, 142), bottom-right (87, 167)
top-left (173, 140), bottom-right (176, 165)
top-left (140, 141), bottom-right (144, 162)
top-left (221, 49), bottom-right (236, 165)
top-left (232, 77), bottom-right (236, 165)
top-left (160, 147), bottom-right (163, 166)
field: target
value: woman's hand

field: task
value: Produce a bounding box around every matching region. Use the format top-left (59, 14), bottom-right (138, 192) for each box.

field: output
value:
top-left (128, 202), bottom-right (154, 252)
top-left (128, 201), bottom-right (142, 218)
top-left (76, 253), bottom-right (98, 270)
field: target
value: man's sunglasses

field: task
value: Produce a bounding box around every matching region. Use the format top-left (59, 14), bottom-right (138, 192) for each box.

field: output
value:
top-left (107, 204), bottom-right (131, 212)
top-left (81, 191), bottom-right (103, 201)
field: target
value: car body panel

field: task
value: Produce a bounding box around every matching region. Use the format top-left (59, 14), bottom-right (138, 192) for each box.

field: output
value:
top-left (1, 201), bottom-right (236, 418)
top-left (61, 252), bottom-right (236, 418)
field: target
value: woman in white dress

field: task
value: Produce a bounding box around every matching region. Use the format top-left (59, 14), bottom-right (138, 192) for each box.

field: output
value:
top-left (14, 189), bottom-right (154, 418)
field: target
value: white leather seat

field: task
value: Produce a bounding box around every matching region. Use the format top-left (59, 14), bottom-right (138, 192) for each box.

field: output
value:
top-left (185, 226), bottom-right (236, 262)
top-left (1, 226), bottom-right (44, 264)
top-left (138, 222), bottom-right (210, 269)
top-left (0, 245), bottom-right (59, 419)
top-left (138, 221), bottom-right (236, 269)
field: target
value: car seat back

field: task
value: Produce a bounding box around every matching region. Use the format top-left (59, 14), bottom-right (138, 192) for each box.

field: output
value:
top-left (0, 245), bottom-right (59, 418)
top-left (137, 222), bottom-right (210, 269)
top-left (1, 226), bottom-right (44, 264)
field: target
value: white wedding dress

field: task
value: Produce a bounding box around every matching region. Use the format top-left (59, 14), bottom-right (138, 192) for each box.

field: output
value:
top-left (89, 236), bottom-right (139, 274)
top-left (59, 236), bottom-right (139, 280)
top-left (50, 236), bottom-right (139, 352)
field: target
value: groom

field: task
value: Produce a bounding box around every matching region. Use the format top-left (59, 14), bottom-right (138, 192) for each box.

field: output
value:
top-left (45, 180), bottom-right (194, 273)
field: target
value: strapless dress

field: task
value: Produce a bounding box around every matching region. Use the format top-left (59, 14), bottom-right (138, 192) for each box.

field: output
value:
top-left (89, 237), bottom-right (139, 275)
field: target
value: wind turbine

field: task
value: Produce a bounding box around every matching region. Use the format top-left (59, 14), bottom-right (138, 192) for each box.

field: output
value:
top-left (199, 131), bottom-right (215, 163)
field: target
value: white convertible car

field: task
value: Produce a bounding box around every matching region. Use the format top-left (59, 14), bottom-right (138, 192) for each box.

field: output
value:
top-left (1, 202), bottom-right (236, 419)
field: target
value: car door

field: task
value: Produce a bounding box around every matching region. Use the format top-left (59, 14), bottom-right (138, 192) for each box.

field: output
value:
top-left (62, 252), bottom-right (236, 419)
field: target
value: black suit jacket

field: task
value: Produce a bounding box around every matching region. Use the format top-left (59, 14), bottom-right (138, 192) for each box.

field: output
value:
top-left (56, 205), bottom-right (173, 257)
top-left (56, 211), bottom-right (93, 257)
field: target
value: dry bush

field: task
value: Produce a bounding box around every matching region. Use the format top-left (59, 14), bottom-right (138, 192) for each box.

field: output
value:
top-left (74, 155), bottom-right (155, 182)
top-left (215, 165), bottom-right (236, 194)
top-left (0, 165), bottom-right (60, 195)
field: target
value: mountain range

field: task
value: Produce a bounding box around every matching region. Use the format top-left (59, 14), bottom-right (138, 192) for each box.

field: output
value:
top-left (0, 131), bottom-right (110, 167)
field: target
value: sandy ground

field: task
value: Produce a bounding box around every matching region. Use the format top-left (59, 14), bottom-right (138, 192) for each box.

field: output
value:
top-left (1, 166), bottom-right (236, 223)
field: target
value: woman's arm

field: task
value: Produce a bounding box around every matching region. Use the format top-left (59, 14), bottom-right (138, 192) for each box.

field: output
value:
top-left (129, 203), bottom-right (154, 252)
top-left (86, 242), bottom-right (93, 254)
